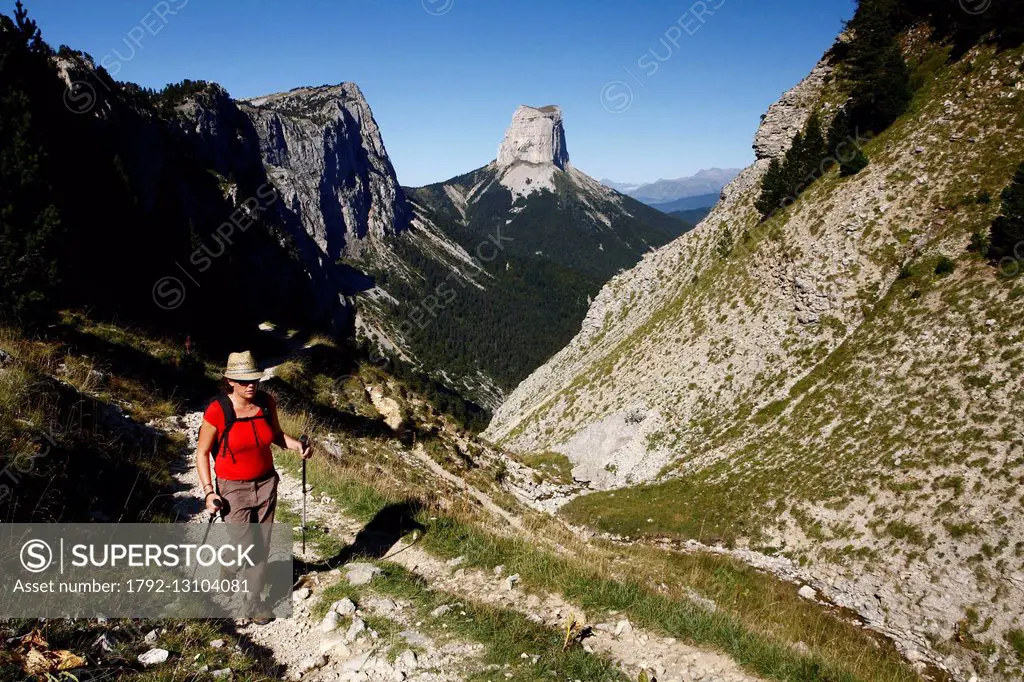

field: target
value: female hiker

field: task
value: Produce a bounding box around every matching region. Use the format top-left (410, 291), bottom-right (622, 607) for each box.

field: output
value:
top-left (195, 350), bottom-right (311, 623)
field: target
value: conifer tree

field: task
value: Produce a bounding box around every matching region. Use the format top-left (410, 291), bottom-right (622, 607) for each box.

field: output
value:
top-left (845, 0), bottom-right (912, 134)
top-left (0, 2), bottom-right (63, 322)
top-left (801, 112), bottom-right (828, 179)
top-left (989, 162), bottom-right (1024, 261)
top-left (755, 159), bottom-right (786, 218)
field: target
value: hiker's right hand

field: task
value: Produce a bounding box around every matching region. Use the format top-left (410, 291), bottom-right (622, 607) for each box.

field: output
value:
top-left (205, 493), bottom-right (224, 515)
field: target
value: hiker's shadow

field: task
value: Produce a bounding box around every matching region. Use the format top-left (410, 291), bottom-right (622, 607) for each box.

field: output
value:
top-left (294, 500), bottom-right (425, 576)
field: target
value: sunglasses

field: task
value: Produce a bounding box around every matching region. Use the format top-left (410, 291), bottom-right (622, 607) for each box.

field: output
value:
top-left (232, 379), bottom-right (260, 386)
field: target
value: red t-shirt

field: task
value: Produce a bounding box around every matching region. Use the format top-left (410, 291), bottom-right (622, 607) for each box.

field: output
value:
top-left (204, 394), bottom-right (277, 481)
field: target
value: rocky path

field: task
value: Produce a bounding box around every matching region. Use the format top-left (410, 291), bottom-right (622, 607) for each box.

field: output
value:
top-left (167, 412), bottom-right (482, 681)
top-left (166, 412), bottom-right (762, 681)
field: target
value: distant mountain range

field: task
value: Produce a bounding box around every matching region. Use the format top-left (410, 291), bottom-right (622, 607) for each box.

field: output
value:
top-left (601, 168), bottom-right (740, 206)
top-left (647, 193), bottom-right (724, 213)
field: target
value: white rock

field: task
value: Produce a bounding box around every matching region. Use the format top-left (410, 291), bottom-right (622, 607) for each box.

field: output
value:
top-left (318, 632), bottom-right (350, 657)
top-left (345, 616), bottom-right (366, 642)
top-left (798, 585), bottom-right (818, 601)
top-left (614, 619), bottom-right (633, 638)
top-left (342, 652), bottom-right (373, 673)
top-left (209, 639), bottom-right (225, 649)
top-left (292, 587), bottom-right (311, 602)
top-left (332, 597), bottom-right (358, 616)
top-left (211, 669), bottom-right (232, 679)
top-left (400, 630), bottom-right (430, 646)
top-left (321, 610), bottom-right (340, 633)
top-left (397, 649), bottom-right (418, 670)
top-left (504, 573), bottom-right (521, 590)
top-left (138, 648), bottom-right (169, 666)
top-left (144, 629), bottom-right (159, 644)
top-left (366, 596), bottom-right (397, 614)
top-left (430, 604), bottom-right (452, 618)
top-left (293, 653), bottom-right (327, 679)
top-left (345, 563), bottom-right (382, 586)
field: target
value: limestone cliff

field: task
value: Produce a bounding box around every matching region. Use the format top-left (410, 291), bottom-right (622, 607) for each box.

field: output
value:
top-left (497, 105), bottom-right (570, 170)
top-left (240, 84), bottom-right (408, 262)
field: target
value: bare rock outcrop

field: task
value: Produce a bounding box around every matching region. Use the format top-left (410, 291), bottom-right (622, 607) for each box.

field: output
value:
top-left (497, 105), bottom-right (569, 169)
top-left (240, 83), bottom-right (408, 260)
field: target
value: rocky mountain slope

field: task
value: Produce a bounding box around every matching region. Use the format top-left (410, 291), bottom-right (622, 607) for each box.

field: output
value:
top-left (485, 24), bottom-right (1024, 681)
top-left (353, 105), bottom-right (689, 408)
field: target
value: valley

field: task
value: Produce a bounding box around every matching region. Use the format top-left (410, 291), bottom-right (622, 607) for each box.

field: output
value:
top-left (2, 1), bottom-right (1024, 681)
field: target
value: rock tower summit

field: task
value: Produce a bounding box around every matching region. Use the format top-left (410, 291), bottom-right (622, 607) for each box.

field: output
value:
top-left (496, 105), bottom-right (570, 169)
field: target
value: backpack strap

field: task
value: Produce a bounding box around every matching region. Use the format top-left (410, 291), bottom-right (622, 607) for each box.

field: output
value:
top-left (210, 393), bottom-right (236, 458)
top-left (252, 390), bottom-right (272, 418)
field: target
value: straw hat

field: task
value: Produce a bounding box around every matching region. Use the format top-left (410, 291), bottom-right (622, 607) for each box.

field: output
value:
top-left (223, 351), bottom-right (263, 381)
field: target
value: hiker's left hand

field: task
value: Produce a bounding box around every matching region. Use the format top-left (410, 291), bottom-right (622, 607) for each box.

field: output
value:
top-left (299, 441), bottom-right (312, 459)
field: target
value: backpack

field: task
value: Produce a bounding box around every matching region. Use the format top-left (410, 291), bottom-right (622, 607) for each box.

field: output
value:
top-left (209, 391), bottom-right (273, 459)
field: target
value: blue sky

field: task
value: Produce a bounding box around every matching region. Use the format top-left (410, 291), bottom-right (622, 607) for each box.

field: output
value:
top-left (26, 0), bottom-right (854, 187)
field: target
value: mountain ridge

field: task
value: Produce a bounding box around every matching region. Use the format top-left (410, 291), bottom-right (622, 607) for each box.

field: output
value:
top-left (602, 168), bottom-right (741, 204)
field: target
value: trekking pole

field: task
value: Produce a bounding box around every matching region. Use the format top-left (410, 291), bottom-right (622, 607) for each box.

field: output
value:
top-left (300, 435), bottom-right (309, 554)
top-left (192, 497), bottom-right (222, 580)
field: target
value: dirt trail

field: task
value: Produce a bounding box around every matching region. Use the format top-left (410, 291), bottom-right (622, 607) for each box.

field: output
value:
top-left (168, 413), bottom-right (481, 681)
top-left (167, 412), bottom-right (762, 681)
top-left (408, 442), bottom-right (525, 533)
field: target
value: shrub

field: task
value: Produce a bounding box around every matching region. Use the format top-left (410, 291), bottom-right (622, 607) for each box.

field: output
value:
top-left (1006, 629), bottom-right (1024, 660)
top-left (885, 520), bottom-right (926, 545)
top-left (968, 229), bottom-right (990, 254)
top-left (935, 256), bottom-right (956, 276)
top-left (839, 148), bottom-right (869, 176)
top-left (989, 161), bottom-right (1024, 261)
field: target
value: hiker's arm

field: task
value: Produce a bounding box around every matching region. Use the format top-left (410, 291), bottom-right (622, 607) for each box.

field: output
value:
top-left (196, 421), bottom-right (218, 496)
top-left (268, 400), bottom-right (311, 459)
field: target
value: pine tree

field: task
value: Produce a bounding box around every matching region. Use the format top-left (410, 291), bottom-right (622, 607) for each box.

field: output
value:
top-left (755, 159), bottom-right (786, 218)
top-left (827, 106), bottom-right (870, 176)
top-left (779, 131), bottom-right (805, 201)
top-left (845, 0), bottom-right (912, 134)
top-left (755, 112), bottom-right (832, 219)
top-left (989, 162), bottom-right (1024, 261)
top-left (827, 107), bottom-right (852, 156)
top-left (0, 2), bottom-right (63, 322)
top-left (801, 111), bottom-right (828, 179)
